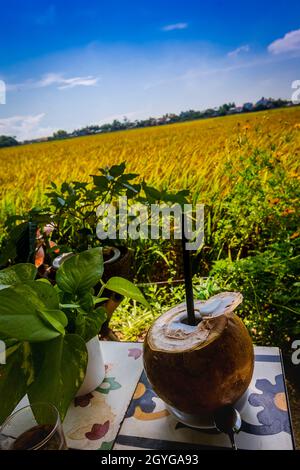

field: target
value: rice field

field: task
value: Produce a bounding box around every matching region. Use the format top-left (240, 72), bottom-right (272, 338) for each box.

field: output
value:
top-left (0, 107), bottom-right (299, 222)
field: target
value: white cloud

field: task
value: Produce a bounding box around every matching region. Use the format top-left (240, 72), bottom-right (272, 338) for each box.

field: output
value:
top-left (57, 76), bottom-right (99, 90)
top-left (36, 73), bottom-right (100, 90)
top-left (268, 29), bottom-right (300, 55)
top-left (8, 73), bottom-right (100, 92)
top-left (0, 113), bottom-right (55, 141)
top-left (228, 45), bottom-right (250, 58)
top-left (162, 23), bottom-right (188, 32)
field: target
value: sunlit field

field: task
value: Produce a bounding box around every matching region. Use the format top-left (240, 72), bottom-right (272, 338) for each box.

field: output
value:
top-left (1, 107), bottom-right (299, 222)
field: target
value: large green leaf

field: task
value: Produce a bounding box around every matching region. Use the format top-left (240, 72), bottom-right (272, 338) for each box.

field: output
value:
top-left (26, 280), bottom-right (60, 309)
top-left (0, 282), bottom-right (63, 342)
top-left (28, 334), bottom-right (88, 421)
top-left (56, 248), bottom-right (104, 294)
top-left (0, 342), bottom-right (33, 424)
top-left (105, 277), bottom-right (150, 308)
top-left (0, 264), bottom-right (37, 291)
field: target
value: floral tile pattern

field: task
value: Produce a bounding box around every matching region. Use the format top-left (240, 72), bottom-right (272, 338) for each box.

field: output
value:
top-left (96, 377), bottom-right (122, 395)
top-left (242, 375), bottom-right (290, 435)
top-left (127, 371), bottom-right (169, 421)
top-left (128, 348), bottom-right (143, 360)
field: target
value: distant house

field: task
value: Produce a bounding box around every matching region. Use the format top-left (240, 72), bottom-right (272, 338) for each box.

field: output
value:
top-left (32, 137), bottom-right (49, 143)
top-left (227, 106), bottom-right (243, 115)
top-left (243, 102), bottom-right (253, 112)
top-left (227, 107), bottom-right (237, 114)
top-left (256, 97), bottom-right (269, 107)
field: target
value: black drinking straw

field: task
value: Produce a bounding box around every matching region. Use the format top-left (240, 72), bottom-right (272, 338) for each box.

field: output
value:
top-left (181, 212), bottom-right (196, 326)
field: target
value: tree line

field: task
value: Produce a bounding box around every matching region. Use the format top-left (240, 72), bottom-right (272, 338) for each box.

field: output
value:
top-left (0, 97), bottom-right (296, 148)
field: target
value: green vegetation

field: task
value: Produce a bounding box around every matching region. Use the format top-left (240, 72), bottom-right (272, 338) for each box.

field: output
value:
top-left (0, 107), bottom-right (299, 351)
top-left (0, 136), bottom-right (19, 148)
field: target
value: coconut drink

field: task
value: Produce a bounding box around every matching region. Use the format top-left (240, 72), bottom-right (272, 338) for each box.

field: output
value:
top-left (143, 292), bottom-right (254, 424)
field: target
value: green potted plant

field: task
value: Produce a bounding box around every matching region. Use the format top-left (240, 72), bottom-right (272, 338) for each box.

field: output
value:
top-left (0, 247), bottom-right (149, 424)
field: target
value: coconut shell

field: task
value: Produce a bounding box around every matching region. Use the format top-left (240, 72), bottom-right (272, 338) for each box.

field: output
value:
top-left (143, 293), bottom-right (254, 414)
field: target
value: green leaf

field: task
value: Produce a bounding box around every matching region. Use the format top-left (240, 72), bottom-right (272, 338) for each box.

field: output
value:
top-left (126, 183), bottom-right (141, 199)
top-left (38, 309), bottom-right (68, 336)
top-left (105, 277), bottom-right (150, 309)
top-left (92, 175), bottom-right (109, 190)
top-left (118, 173), bottom-right (139, 182)
top-left (0, 222), bottom-right (30, 265)
top-left (8, 221), bottom-right (37, 264)
top-left (0, 342), bottom-right (33, 424)
top-left (56, 248), bottom-right (104, 294)
top-left (109, 162), bottom-right (126, 177)
top-left (26, 280), bottom-right (60, 309)
top-left (78, 292), bottom-right (95, 312)
top-left (75, 307), bottom-right (107, 343)
top-left (93, 297), bottom-right (109, 305)
top-left (36, 278), bottom-right (52, 285)
top-left (28, 334), bottom-right (88, 421)
top-left (162, 189), bottom-right (190, 205)
top-left (142, 183), bottom-right (162, 201)
top-left (0, 283), bottom-right (62, 342)
top-left (0, 264), bottom-right (37, 290)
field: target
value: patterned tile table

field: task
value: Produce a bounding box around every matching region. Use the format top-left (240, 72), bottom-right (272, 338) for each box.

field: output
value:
top-left (114, 345), bottom-right (295, 450)
top-left (19, 341), bottom-right (292, 450)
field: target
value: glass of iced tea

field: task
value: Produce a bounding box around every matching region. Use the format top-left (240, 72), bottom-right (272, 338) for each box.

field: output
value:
top-left (0, 403), bottom-right (68, 450)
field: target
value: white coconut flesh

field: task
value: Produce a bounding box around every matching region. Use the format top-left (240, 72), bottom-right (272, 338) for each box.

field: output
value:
top-left (149, 292), bottom-right (243, 352)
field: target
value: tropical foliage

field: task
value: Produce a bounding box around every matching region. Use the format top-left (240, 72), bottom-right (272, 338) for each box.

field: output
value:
top-left (0, 248), bottom-right (148, 422)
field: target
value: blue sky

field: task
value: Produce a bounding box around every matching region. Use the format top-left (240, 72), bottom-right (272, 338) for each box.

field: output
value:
top-left (0, 0), bottom-right (300, 140)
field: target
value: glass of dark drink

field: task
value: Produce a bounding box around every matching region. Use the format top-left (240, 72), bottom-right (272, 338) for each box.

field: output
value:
top-left (0, 403), bottom-right (68, 450)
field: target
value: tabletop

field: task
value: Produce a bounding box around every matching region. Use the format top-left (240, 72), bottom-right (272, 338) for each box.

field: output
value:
top-left (61, 341), bottom-right (295, 451)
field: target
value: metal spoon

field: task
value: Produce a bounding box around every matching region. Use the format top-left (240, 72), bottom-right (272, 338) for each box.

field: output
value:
top-left (213, 405), bottom-right (242, 450)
